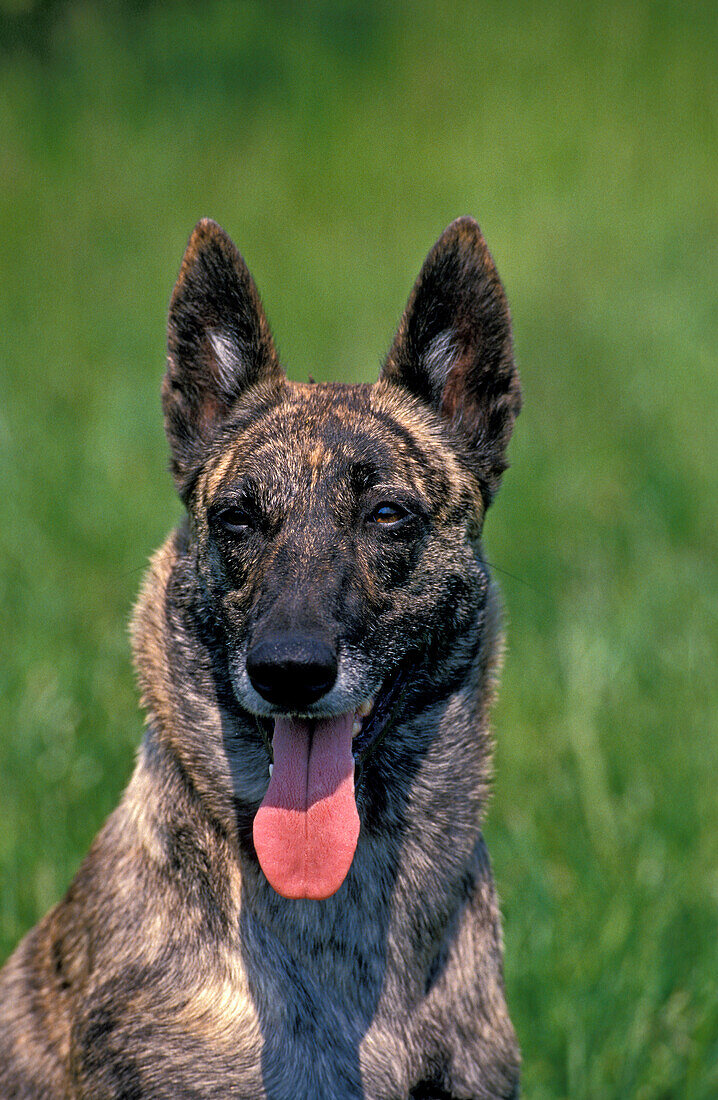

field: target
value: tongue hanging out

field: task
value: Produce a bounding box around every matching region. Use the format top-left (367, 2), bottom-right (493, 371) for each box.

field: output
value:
top-left (252, 714), bottom-right (360, 900)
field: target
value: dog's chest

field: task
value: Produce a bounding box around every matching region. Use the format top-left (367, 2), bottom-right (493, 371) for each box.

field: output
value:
top-left (237, 929), bottom-right (415, 1100)
top-left (72, 950), bottom-right (416, 1100)
top-left (247, 983), bottom-right (413, 1100)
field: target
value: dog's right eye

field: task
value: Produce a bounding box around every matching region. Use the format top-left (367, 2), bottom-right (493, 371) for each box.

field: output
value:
top-left (214, 506), bottom-right (254, 534)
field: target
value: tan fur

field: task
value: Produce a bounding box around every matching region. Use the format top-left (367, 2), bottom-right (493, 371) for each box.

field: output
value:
top-left (0, 217), bottom-right (520, 1099)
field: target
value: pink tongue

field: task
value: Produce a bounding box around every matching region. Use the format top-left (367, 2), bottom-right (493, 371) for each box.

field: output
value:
top-left (253, 713), bottom-right (360, 900)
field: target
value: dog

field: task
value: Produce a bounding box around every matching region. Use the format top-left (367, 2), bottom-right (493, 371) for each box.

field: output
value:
top-left (0, 216), bottom-right (522, 1098)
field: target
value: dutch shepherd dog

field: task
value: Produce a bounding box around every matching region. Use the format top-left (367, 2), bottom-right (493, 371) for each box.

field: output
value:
top-left (0, 216), bottom-right (522, 1098)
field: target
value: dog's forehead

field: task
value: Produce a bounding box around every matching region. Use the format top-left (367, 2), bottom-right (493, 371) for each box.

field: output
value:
top-left (203, 381), bottom-right (465, 501)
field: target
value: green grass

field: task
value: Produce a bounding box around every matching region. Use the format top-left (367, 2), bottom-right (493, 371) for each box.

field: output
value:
top-left (1, 1), bottom-right (716, 1094)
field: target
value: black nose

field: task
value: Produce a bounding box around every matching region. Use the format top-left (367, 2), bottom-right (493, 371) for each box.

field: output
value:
top-left (246, 635), bottom-right (338, 709)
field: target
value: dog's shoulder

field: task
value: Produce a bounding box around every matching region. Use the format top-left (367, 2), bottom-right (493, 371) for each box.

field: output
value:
top-left (0, 909), bottom-right (75, 1095)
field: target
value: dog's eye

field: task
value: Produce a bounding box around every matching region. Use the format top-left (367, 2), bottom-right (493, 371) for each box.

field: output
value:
top-left (368, 502), bottom-right (410, 527)
top-left (215, 506), bottom-right (254, 534)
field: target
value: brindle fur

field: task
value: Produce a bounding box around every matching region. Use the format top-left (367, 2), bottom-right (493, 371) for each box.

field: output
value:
top-left (0, 216), bottom-right (521, 1098)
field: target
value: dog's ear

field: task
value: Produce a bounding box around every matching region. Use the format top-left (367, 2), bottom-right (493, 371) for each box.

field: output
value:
top-left (381, 217), bottom-right (521, 505)
top-left (163, 219), bottom-right (282, 498)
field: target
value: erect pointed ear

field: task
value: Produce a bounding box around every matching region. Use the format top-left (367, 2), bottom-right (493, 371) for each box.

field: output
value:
top-left (162, 219), bottom-right (283, 498)
top-left (381, 217), bottom-right (521, 506)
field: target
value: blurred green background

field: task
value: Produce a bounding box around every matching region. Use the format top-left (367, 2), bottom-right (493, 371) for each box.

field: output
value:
top-left (1, 0), bottom-right (716, 1094)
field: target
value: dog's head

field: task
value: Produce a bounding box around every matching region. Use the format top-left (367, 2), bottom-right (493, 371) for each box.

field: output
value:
top-left (161, 218), bottom-right (520, 899)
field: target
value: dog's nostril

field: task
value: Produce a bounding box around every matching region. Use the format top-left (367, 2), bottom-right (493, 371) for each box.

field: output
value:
top-left (246, 636), bottom-right (338, 708)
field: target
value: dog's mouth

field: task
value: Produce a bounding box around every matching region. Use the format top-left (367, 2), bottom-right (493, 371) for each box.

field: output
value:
top-left (251, 664), bottom-right (410, 902)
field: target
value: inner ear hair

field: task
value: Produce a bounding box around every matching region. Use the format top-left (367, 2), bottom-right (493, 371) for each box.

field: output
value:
top-left (421, 330), bottom-right (460, 399)
top-left (207, 328), bottom-right (249, 397)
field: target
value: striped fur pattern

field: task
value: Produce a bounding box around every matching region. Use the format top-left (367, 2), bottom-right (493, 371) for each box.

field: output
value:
top-left (0, 217), bottom-right (521, 1098)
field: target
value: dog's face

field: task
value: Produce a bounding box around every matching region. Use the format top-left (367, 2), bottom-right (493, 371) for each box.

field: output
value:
top-left (161, 218), bottom-right (520, 900)
top-left (195, 384), bottom-right (469, 720)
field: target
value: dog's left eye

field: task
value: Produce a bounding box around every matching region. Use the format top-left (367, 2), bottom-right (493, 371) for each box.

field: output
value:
top-left (215, 506), bottom-right (254, 534)
top-left (367, 502), bottom-right (410, 527)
